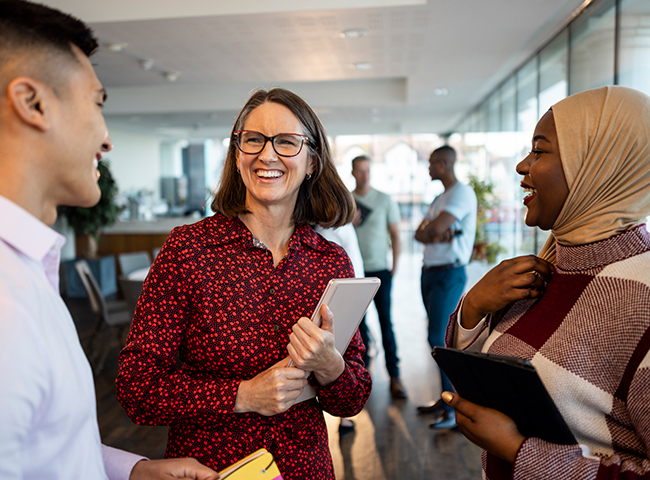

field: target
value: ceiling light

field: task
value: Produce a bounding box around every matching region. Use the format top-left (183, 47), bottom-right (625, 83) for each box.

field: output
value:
top-left (163, 71), bottom-right (181, 82)
top-left (139, 58), bottom-right (155, 71)
top-left (339, 28), bottom-right (368, 39)
top-left (352, 62), bottom-right (373, 70)
top-left (434, 88), bottom-right (450, 96)
top-left (105, 42), bottom-right (127, 52)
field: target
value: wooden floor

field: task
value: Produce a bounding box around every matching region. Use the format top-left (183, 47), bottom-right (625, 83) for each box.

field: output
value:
top-left (66, 252), bottom-right (484, 480)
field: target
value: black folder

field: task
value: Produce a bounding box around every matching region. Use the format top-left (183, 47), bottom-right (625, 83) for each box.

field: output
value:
top-left (432, 347), bottom-right (576, 445)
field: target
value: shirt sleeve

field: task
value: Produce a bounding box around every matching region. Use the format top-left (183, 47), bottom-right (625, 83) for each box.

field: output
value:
top-left (0, 299), bottom-right (47, 480)
top-left (446, 295), bottom-right (490, 351)
top-left (443, 184), bottom-right (477, 224)
top-left (116, 231), bottom-right (241, 426)
top-left (102, 445), bottom-right (146, 480)
top-left (387, 196), bottom-right (401, 226)
top-left (337, 225), bottom-right (365, 278)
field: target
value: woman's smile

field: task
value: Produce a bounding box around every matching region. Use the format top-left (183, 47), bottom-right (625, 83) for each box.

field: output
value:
top-left (255, 168), bottom-right (285, 179)
top-left (520, 181), bottom-right (536, 206)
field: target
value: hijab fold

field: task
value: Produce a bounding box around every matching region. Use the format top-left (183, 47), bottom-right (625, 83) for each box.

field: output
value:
top-left (538, 86), bottom-right (650, 263)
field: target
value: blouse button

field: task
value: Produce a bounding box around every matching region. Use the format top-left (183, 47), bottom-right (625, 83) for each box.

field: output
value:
top-left (272, 325), bottom-right (280, 332)
top-left (269, 287), bottom-right (276, 295)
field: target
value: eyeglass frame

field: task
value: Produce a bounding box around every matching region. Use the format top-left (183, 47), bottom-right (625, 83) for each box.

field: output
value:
top-left (233, 130), bottom-right (310, 158)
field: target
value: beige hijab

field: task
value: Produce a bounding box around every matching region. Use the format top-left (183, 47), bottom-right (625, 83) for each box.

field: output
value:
top-left (538, 86), bottom-right (650, 263)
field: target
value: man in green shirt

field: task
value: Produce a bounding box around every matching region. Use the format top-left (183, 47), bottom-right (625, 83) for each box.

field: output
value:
top-left (351, 155), bottom-right (407, 399)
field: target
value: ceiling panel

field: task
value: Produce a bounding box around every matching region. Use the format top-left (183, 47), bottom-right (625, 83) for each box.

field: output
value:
top-left (40, 0), bottom-right (588, 139)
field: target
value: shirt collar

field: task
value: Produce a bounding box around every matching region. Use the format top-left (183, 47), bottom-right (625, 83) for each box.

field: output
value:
top-left (0, 195), bottom-right (66, 290)
top-left (207, 213), bottom-right (332, 254)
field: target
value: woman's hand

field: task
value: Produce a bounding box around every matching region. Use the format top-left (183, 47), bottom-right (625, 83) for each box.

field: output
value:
top-left (461, 255), bottom-right (554, 329)
top-left (287, 304), bottom-right (345, 387)
top-left (442, 392), bottom-right (526, 464)
top-left (234, 357), bottom-right (308, 416)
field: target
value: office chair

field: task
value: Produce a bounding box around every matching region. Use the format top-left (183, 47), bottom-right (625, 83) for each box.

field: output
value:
top-left (74, 259), bottom-right (132, 375)
top-left (117, 251), bottom-right (151, 277)
top-left (118, 277), bottom-right (144, 318)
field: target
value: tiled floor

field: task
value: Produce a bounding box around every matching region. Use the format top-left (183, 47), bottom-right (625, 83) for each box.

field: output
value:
top-left (69, 252), bottom-right (488, 479)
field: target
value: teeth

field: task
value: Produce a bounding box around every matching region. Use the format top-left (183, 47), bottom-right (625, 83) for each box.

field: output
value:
top-left (523, 187), bottom-right (536, 193)
top-left (257, 170), bottom-right (283, 178)
top-left (93, 159), bottom-right (98, 169)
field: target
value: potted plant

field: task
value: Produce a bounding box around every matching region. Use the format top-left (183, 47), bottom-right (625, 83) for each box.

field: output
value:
top-left (59, 160), bottom-right (123, 258)
top-left (468, 174), bottom-right (506, 264)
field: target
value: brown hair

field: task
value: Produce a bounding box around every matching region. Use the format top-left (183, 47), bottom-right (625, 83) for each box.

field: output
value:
top-left (211, 88), bottom-right (355, 228)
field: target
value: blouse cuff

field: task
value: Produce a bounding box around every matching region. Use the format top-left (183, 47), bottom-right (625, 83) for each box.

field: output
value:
top-left (102, 444), bottom-right (147, 480)
top-left (314, 363), bottom-right (355, 401)
top-left (452, 298), bottom-right (488, 349)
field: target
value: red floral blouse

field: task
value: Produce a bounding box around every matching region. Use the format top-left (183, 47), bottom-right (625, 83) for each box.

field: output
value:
top-left (116, 214), bottom-right (372, 479)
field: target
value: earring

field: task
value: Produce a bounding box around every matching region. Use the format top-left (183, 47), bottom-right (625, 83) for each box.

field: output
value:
top-left (237, 168), bottom-right (241, 175)
top-left (305, 173), bottom-right (312, 180)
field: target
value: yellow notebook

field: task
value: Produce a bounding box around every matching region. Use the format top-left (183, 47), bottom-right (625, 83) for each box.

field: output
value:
top-left (218, 448), bottom-right (283, 480)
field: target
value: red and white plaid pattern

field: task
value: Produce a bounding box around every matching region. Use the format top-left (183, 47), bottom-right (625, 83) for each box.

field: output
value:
top-left (451, 226), bottom-right (650, 480)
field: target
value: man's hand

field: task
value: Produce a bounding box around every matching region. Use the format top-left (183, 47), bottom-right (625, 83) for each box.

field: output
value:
top-left (129, 458), bottom-right (219, 480)
top-left (441, 392), bottom-right (525, 464)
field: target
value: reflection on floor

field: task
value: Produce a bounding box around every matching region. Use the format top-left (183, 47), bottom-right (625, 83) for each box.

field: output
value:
top-left (67, 252), bottom-right (484, 480)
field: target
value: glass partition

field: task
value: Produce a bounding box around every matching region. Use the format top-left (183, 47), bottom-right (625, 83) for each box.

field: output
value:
top-left (569, 0), bottom-right (616, 94)
top-left (618, 0), bottom-right (650, 96)
top-left (539, 30), bottom-right (569, 113)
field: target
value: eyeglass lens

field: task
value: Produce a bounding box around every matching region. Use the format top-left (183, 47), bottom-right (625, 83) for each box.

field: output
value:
top-left (238, 131), bottom-right (304, 157)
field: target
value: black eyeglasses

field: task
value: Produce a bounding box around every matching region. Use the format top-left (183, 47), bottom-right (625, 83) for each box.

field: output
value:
top-left (234, 130), bottom-right (309, 157)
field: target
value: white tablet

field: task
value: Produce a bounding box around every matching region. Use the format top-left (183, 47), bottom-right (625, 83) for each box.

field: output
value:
top-left (292, 277), bottom-right (380, 403)
top-left (310, 277), bottom-right (381, 353)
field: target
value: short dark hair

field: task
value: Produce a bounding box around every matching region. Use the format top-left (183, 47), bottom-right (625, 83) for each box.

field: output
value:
top-left (431, 145), bottom-right (456, 161)
top-left (351, 155), bottom-right (370, 170)
top-left (211, 88), bottom-right (356, 228)
top-left (0, 0), bottom-right (98, 91)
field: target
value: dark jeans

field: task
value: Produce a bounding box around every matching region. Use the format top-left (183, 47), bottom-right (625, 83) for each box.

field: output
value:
top-left (421, 265), bottom-right (466, 407)
top-left (358, 269), bottom-right (400, 378)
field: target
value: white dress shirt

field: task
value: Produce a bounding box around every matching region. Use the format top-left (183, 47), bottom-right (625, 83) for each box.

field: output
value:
top-left (314, 224), bottom-right (365, 278)
top-left (0, 195), bottom-right (142, 480)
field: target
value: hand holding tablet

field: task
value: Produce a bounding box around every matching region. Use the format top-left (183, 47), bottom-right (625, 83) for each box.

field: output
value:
top-left (288, 278), bottom-right (380, 402)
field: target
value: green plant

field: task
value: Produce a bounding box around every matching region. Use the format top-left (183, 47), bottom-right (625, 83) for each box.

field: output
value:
top-left (468, 174), bottom-right (506, 263)
top-left (59, 161), bottom-right (123, 240)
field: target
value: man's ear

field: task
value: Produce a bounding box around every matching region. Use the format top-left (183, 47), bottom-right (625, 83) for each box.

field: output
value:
top-left (6, 77), bottom-right (51, 132)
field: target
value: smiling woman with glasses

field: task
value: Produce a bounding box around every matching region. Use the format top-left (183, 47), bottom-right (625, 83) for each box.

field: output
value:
top-left (234, 130), bottom-right (309, 157)
top-left (116, 88), bottom-right (370, 480)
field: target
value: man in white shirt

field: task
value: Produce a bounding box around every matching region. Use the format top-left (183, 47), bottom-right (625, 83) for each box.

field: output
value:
top-left (414, 146), bottom-right (477, 429)
top-left (0, 1), bottom-right (219, 479)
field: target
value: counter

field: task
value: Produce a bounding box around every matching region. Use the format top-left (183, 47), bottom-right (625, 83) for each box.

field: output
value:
top-left (88, 217), bottom-right (202, 258)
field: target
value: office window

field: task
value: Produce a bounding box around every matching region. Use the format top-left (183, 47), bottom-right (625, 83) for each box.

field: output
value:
top-left (618, 0), bottom-right (650, 96)
top-left (487, 91), bottom-right (501, 132)
top-left (501, 76), bottom-right (516, 133)
top-left (569, 0), bottom-right (616, 94)
top-left (517, 58), bottom-right (538, 135)
top-left (539, 30), bottom-right (569, 113)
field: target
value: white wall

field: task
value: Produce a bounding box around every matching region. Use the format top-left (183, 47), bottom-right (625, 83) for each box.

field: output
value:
top-left (105, 127), bottom-right (161, 200)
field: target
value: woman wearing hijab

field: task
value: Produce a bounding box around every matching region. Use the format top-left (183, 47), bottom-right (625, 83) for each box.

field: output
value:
top-left (441, 86), bottom-right (650, 479)
top-left (116, 88), bottom-right (371, 480)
